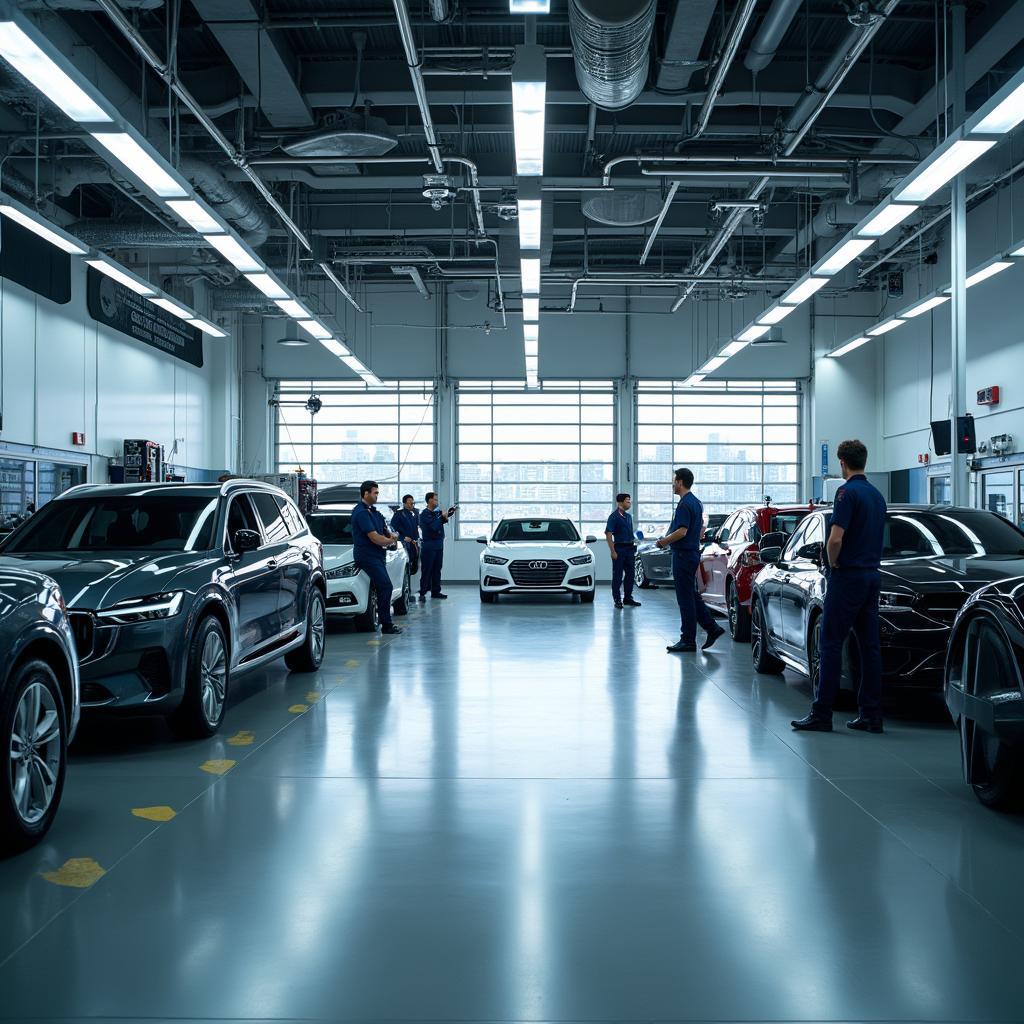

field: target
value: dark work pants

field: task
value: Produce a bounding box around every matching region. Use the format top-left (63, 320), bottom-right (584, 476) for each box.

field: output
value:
top-left (356, 558), bottom-right (393, 627)
top-left (403, 542), bottom-right (419, 585)
top-left (611, 546), bottom-right (635, 602)
top-left (420, 542), bottom-right (443, 596)
top-left (812, 569), bottom-right (883, 719)
top-left (672, 550), bottom-right (716, 644)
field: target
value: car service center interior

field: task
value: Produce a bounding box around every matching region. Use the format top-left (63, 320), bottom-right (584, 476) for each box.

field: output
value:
top-left (2, 1), bottom-right (1024, 1021)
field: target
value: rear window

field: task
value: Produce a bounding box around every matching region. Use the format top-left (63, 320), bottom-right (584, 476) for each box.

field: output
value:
top-left (770, 511), bottom-right (809, 536)
top-left (308, 513), bottom-right (354, 545)
top-left (493, 519), bottom-right (580, 542)
top-left (882, 511), bottom-right (1024, 558)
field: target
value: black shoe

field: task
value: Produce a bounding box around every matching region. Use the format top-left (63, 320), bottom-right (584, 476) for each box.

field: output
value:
top-left (614, 601), bottom-right (623, 609)
top-left (381, 624), bottom-right (402, 635)
top-left (701, 623), bottom-right (726, 650)
top-left (667, 639), bottom-right (698, 653)
top-left (419, 594), bottom-right (429, 601)
top-left (791, 713), bottom-right (832, 732)
top-left (624, 598), bottom-right (642, 607)
top-left (847, 716), bottom-right (884, 733)
top-left (434, 593), bottom-right (448, 600)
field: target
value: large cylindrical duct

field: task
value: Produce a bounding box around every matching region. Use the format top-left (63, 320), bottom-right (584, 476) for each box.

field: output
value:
top-left (179, 158), bottom-right (270, 248)
top-left (744, 0), bottom-right (802, 74)
top-left (70, 221), bottom-right (203, 247)
top-left (569, 0), bottom-right (656, 111)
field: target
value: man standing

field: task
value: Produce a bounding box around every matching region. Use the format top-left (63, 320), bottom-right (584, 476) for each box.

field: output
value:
top-left (391, 494), bottom-right (420, 601)
top-left (792, 440), bottom-right (886, 733)
top-left (351, 480), bottom-right (402, 635)
top-left (419, 492), bottom-right (457, 600)
top-left (656, 468), bottom-right (725, 653)
top-left (605, 493), bottom-right (641, 610)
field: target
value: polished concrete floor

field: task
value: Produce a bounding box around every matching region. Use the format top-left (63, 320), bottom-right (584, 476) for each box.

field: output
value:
top-left (2, 584), bottom-right (1024, 1024)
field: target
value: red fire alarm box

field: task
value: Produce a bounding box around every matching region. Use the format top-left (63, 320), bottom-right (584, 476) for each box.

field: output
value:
top-left (977, 385), bottom-right (1000, 406)
top-left (71, 432), bottom-right (86, 446)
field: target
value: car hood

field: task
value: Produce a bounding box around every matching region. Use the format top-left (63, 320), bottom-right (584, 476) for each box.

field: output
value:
top-left (0, 551), bottom-right (211, 610)
top-left (484, 540), bottom-right (590, 560)
top-left (880, 554), bottom-right (1024, 589)
top-left (322, 545), bottom-right (354, 569)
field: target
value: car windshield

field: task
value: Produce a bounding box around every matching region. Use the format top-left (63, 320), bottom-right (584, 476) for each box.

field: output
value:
top-left (308, 513), bottom-right (353, 545)
top-left (880, 510), bottom-right (1024, 558)
top-left (493, 519), bottom-right (580, 542)
top-left (2, 495), bottom-right (219, 553)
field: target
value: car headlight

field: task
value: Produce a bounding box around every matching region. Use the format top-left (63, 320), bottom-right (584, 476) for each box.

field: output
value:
top-left (879, 590), bottom-right (916, 609)
top-left (96, 591), bottom-right (184, 624)
top-left (483, 554), bottom-right (509, 565)
top-left (569, 554), bottom-right (593, 565)
top-left (325, 563), bottom-right (361, 580)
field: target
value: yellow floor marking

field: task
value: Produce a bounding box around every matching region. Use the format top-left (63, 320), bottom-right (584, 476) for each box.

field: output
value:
top-left (288, 703), bottom-right (309, 714)
top-left (345, 659), bottom-right (360, 667)
top-left (367, 639), bottom-right (382, 646)
top-left (227, 730), bottom-right (255, 747)
top-left (132, 806), bottom-right (176, 823)
top-left (306, 691), bottom-right (322, 703)
top-left (41, 858), bottom-right (106, 889)
top-left (199, 759), bottom-right (237, 775)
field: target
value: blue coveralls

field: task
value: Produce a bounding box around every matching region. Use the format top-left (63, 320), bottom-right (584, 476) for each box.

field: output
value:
top-left (419, 506), bottom-right (446, 597)
top-left (812, 474), bottom-right (887, 720)
top-left (671, 492), bottom-right (716, 643)
top-left (351, 500), bottom-right (393, 627)
top-left (606, 507), bottom-right (636, 603)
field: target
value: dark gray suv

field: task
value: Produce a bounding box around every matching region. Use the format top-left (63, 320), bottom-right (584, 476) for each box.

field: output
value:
top-left (0, 480), bottom-right (325, 738)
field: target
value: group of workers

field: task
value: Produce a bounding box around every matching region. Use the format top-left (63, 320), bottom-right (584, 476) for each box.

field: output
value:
top-left (350, 480), bottom-right (458, 635)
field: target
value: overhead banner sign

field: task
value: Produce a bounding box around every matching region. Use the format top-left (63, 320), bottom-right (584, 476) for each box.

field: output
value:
top-left (86, 267), bottom-right (203, 368)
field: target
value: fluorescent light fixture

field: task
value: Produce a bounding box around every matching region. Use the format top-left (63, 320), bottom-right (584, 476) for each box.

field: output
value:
top-left (244, 273), bottom-right (289, 300)
top-left (521, 256), bottom-right (540, 294)
top-left (972, 80), bottom-right (1024, 134)
top-left (165, 199), bottom-right (222, 234)
top-left (780, 276), bottom-right (828, 306)
top-left (757, 304), bottom-right (796, 325)
top-left (893, 139), bottom-right (995, 203)
top-left (682, 373), bottom-right (705, 387)
top-left (518, 197), bottom-right (542, 249)
top-left (523, 296), bottom-right (539, 321)
top-left (275, 298), bottom-right (311, 319)
top-left (148, 296), bottom-right (192, 320)
top-left (738, 325), bottom-right (770, 342)
top-left (525, 355), bottom-right (538, 375)
top-left (360, 371), bottom-right (384, 387)
top-left (187, 318), bottom-right (227, 338)
top-left (866, 317), bottom-right (905, 336)
top-left (298, 320), bottom-right (332, 340)
top-left (0, 22), bottom-right (112, 123)
top-left (91, 133), bottom-right (187, 198)
top-left (700, 356), bottom-right (727, 374)
top-left (0, 202), bottom-right (87, 255)
top-left (203, 232), bottom-right (262, 273)
top-left (510, 0), bottom-right (550, 11)
top-left (341, 355), bottom-right (365, 372)
top-left (524, 339), bottom-right (538, 357)
top-left (512, 46), bottom-right (546, 175)
top-left (966, 260), bottom-right (1013, 287)
top-left (86, 257), bottom-right (155, 296)
top-left (523, 322), bottom-right (539, 344)
top-left (903, 295), bottom-right (949, 318)
top-left (858, 202), bottom-right (918, 237)
top-left (320, 338), bottom-right (351, 358)
top-left (815, 237), bottom-right (875, 276)
top-left (828, 336), bottom-right (870, 358)
top-left (721, 340), bottom-right (748, 357)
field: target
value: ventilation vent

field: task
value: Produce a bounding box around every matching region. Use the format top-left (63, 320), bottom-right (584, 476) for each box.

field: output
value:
top-left (582, 189), bottom-right (664, 226)
top-left (283, 109), bottom-right (398, 159)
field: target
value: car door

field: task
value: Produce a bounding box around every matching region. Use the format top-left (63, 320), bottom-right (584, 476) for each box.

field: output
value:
top-left (278, 495), bottom-right (316, 629)
top-left (250, 491), bottom-right (302, 631)
top-left (701, 512), bottom-right (736, 605)
top-left (222, 494), bottom-right (282, 654)
top-left (780, 515), bottom-right (825, 650)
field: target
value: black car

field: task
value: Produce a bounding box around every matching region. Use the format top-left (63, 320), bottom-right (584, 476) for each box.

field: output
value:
top-left (0, 480), bottom-right (326, 738)
top-left (750, 505), bottom-right (1024, 702)
top-left (944, 577), bottom-right (1024, 809)
top-left (1, 567), bottom-right (80, 853)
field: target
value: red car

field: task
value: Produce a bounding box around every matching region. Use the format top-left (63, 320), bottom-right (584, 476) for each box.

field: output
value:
top-left (699, 504), bottom-right (811, 641)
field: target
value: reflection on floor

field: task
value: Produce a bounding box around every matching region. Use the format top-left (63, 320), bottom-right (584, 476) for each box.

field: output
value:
top-left (2, 584), bottom-right (1023, 1024)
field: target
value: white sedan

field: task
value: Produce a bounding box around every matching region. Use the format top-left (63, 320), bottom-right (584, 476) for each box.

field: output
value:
top-left (477, 517), bottom-right (598, 603)
top-left (306, 507), bottom-right (411, 630)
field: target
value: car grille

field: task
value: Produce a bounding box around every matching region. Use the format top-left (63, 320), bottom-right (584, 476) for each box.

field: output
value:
top-left (68, 611), bottom-right (95, 660)
top-left (914, 592), bottom-right (970, 625)
top-left (509, 559), bottom-right (567, 587)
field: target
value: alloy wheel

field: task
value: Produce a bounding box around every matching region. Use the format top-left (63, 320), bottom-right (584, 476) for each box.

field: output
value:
top-left (810, 618), bottom-right (822, 700)
top-left (200, 631), bottom-right (228, 727)
top-left (728, 589), bottom-right (738, 635)
top-left (751, 602), bottom-right (764, 661)
top-left (310, 594), bottom-right (325, 663)
top-left (9, 681), bottom-right (61, 826)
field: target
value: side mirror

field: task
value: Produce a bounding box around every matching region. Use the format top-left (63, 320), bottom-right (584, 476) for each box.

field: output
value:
top-left (759, 546), bottom-right (783, 565)
top-left (797, 542), bottom-right (824, 564)
top-left (758, 531), bottom-right (787, 552)
top-left (234, 528), bottom-right (261, 554)
top-left (585, 535), bottom-right (598, 544)
top-left (635, 530), bottom-right (644, 540)
top-left (476, 536), bottom-right (488, 544)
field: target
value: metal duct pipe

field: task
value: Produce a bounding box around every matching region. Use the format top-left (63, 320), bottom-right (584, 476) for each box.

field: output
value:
top-left (70, 221), bottom-right (203, 248)
top-left (693, 0), bottom-right (758, 138)
top-left (391, 0), bottom-right (445, 173)
top-left (569, 273), bottom-right (797, 311)
top-left (427, 0), bottom-right (450, 21)
top-left (569, 0), bottom-right (656, 111)
top-left (641, 166), bottom-right (848, 180)
top-left (150, 95), bottom-right (258, 119)
top-left (179, 158), bottom-right (270, 248)
top-left (20, 0), bottom-right (161, 7)
top-left (210, 288), bottom-right (271, 311)
top-left (810, 201), bottom-right (877, 238)
top-left (393, 265), bottom-right (431, 299)
top-left (744, 0), bottom-right (803, 74)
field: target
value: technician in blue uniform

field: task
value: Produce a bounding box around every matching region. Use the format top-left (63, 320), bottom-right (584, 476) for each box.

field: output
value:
top-left (390, 494), bottom-right (420, 600)
top-left (605, 493), bottom-right (641, 609)
top-left (419, 491), bottom-right (457, 600)
top-left (656, 467), bottom-right (725, 653)
top-left (351, 480), bottom-right (402, 635)
top-left (793, 439), bottom-right (886, 733)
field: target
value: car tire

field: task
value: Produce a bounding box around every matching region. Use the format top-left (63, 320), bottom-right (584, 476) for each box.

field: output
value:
top-left (1, 658), bottom-right (68, 854)
top-left (286, 589), bottom-right (327, 673)
top-left (353, 585), bottom-right (379, 632)
top-left (479, 588), bottom-right (495, 604)
top-left (171, 615), bottom-right (229, 739)
top-left (751, 597), bottom-right (785, 675)
top-left (580, 589), bottom-right (596, 604)
top-left (393, 571), bottom-right (411, 616)
top-left (635, 557), bottom-right (653, 590)
top-left (727, 581), bottom-right (751, 643)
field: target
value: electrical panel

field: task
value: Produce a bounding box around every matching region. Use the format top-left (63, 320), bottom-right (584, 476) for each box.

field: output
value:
top-left (253, 473), bottom-right (318, 515)
top-left (122, 439), bottom-right (162, 483)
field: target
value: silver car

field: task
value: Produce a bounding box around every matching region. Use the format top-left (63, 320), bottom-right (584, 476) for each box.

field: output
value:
top-left (634, 513), bottom-right (729, 589)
